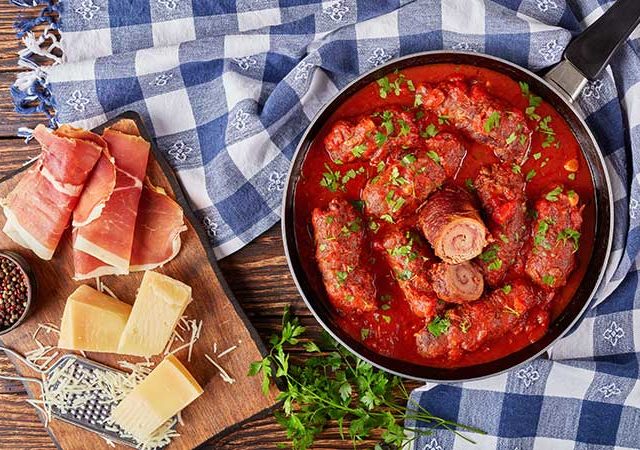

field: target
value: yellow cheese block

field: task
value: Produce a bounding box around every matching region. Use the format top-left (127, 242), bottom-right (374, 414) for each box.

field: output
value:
top-left (110, 354), bottom-right (203, 442)
top-left (58, 285), bottom-right (132, 353)
top-left (117, 271), bottom-right (192, 357)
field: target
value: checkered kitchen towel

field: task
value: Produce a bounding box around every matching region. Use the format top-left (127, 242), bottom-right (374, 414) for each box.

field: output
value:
top-left (10, 0), bottom-right (640, 447)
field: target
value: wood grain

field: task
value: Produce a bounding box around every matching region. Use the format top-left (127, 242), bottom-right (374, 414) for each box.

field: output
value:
top-left (0, 4), bottom-right (421, 449)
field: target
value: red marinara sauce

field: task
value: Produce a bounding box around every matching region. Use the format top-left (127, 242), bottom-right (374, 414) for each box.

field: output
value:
top-left (293, 64), bottom-right (595, 368)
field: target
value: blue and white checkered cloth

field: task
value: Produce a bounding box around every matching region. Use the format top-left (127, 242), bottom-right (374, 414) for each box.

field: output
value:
top-left (10, 0), bottom-right (640, 447)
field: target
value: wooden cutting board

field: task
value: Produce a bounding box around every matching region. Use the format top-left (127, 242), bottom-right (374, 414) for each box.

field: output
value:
top-left (0, 112), bottom-right (279, 449)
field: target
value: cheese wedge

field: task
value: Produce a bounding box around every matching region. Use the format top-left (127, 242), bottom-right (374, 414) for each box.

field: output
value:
top-left (117, 271), bottom-right (192, 357)
top-left (58, 285), bottom-right (132, 353)
top-left (110, 354), bottom-right (203, 442)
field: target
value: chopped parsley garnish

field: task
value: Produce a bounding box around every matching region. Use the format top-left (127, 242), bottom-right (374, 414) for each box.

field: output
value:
top-left (568, 173), bottom-right (576, 181)
top-left (426, 150), bottom-right (441, 165)
top-left (325, 216), bottom-right (334, 224)
top-left (336, 270), bottom-right (349, 286)
top-left (533, 152), bottom-right (542, 160)
top-left (401, 154), bottom-right (416, 166)
top-left (389, 166), bottom-right (408, 186)
top-left (438, 115), bottom-right (450, 125)
top-left (506, 132), bottom-right (517, 145)
top-left (351, 144), bottom-right (367, 158)
top-left (381, 110), bottom-right (394, 135)
top-left (534, 217), bottom-right (554, 249)
top-left (421, 123), bottom-right (439, 139)
top-left (368, 220), bottom-right (380, 232)
top-left (398, 119), bottom-right (411, 137)
top-left (512, 164), bottom-right (522, 174)
top-left (351, 200), bottom-right (365, 212)
top-left (499, 234), bottom-right (510, 243)
top-left (396, 269), bottom-right (413, 281)
top-left (557, 228), bottom-right (581, 252)
top-left (341, 167), bottom-right (365, 186)
top-left (526, 169), bottom-right (537, 181)
top-left (520, 81), bottom-right (543, 120)
top-left (320, 163), bottom-right (340, 192)
top-left (519, 134), bottom-right (528, 146)
top-left (377, 161), bottom-right (386, 173)
top-left (385, 191), bottom-right (406, 213)
top-left (487, 259), bottom-right (503, 271)
top-left (381, 303), bottom-right (391, 311)
top-left (501, 284), bottom-right (512, 294)
top-left (414, 93), bottom-right (423, 107)
top-left (374, 131), bottom-right (387, 147)
top-left (319, 243), bottom-right (327, 252)
top-left (360, 327), bottom-right (370, 340)
top-left (542, 274), bottom-right (556, 286)
top-left (460, 319), bottom-right (471, 334)
top-left (479, 245), bottom-right (499, 263)
top-left (465, 178), bottom-right (475, 191)
top-left (538, 116), bottom-right (557, 148)
top-left (382, 315), bottom-right (392, 324)
top-left (545, 186), bottom-right (563, 202)
top-left (380, 214), bottom-right (394, 223)
top-left (376, 73), bottom-right (412, 99)
top-left (484, 111), bottom-right (501, 133)
top-left (428, 316), bottom-right (450, 337)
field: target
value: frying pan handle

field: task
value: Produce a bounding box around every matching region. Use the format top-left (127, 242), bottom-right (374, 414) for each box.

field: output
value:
top-left (545, 0), bottom-right (640, 102)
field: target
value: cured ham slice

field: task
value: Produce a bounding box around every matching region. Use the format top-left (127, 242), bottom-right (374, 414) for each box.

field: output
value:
top-left (73, 182), bottom-right (186, 279)
top-left (1, 125), bottom-right (104, 259)
top-left (73, 120), bottom-right (150, 273)
top-left (72, 153), bottom-right (117, 227)
top-left (129, 182), bottom-right (186, 272)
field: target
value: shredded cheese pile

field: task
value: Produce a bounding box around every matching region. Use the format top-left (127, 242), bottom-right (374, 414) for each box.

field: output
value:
top-left (26, 323), bottom-right (60, 370)
top-left (163, 315), bottom-right (203, 363)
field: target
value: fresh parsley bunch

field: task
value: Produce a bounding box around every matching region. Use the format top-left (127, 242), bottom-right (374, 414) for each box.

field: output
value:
top-left (248, 307), bottom-right (483, 449)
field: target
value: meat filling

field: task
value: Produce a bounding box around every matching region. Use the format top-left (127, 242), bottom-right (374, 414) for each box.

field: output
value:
top-left (431, 261), bottom-right (484, 304)
top-left (525, 188), bottom-right (583, 289)
top-left (312, 199), bottom-right (376, 312)
top-left (419, 185), bottom-right (488, 264)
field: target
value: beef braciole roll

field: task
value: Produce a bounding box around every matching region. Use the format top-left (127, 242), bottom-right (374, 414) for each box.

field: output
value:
top-left (361, 133), bottom-right (465, 221)
top-left (378, 228), bottom-right (439, 320)
top-left (430, 261), bottom-right (484, 304)
top-left (474, 163), bottom-right (528, 287)
top-left (311, 198), bottom-right (376, 312)
top-left (416, 76), bottom-right (531, 164)
top-left (415, 281), bottom-right (547, 360)
top-left (525, 187), bottom-right (583, 289)
top-left (418, 185), bottom-right (488, 264)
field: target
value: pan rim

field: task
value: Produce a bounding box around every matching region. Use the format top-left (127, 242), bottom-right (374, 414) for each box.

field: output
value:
top-left (281, 50), bottom-right (614, 382)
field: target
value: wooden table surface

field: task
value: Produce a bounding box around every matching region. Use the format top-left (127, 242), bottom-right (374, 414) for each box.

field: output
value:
top-left (0, 3), bottom-right (420, 449)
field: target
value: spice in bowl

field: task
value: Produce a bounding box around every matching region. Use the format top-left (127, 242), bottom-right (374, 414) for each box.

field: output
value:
top-left (0, 251), bottom-right (35, 334)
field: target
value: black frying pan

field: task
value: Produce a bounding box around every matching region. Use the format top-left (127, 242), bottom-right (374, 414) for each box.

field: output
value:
top-left (282, 0), bottom-right (640, 381)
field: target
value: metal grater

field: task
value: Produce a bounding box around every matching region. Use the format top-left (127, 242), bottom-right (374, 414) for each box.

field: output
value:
top-left (0, 348), bottom-right (174, 449)
top-left (45, 354), bottom-right (140, 448)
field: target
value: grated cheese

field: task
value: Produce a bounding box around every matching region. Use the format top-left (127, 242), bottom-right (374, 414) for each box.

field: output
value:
top-left (217, 345), bottom-right (237, 359)
top-left (204, 354), bottom-right (236, 385)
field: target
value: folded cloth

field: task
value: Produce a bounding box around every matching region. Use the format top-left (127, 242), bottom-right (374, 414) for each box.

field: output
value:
top-left (9, 0), bottom-right (640, 445)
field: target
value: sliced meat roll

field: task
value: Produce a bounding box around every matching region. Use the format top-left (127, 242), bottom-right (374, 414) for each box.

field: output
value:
top-left (415, 281), bottom-right (547, 360)
top-left (431, 261), bottom-right (484, 304)
top-left (418, 185), bottom-right (488, 264)
top-left (312, 198), bottom-right (376, 312)
top-left (474, 163), bottom-right (528, 287)
top-left (416, 77), bottom-right (531, 164)
top-left (525, 187), bottom-right (583, 289)
top-left (378, 228), bottom-right (438, 320)
top-left (361, 133), bottom-right (465, 221)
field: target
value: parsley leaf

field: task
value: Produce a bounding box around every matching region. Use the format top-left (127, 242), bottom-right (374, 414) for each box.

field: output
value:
top-left (428, 316), bottom-right (450, 337)
top-left (420, 123), bottom-right (439, 139)
top-left (484, 111), bottom-right (501, 133)
top-left (545, 186), bottom-right (563, 202)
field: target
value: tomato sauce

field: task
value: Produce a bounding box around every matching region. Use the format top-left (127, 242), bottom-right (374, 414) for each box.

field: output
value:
top-left (293, 64), bottom-right (595, 368)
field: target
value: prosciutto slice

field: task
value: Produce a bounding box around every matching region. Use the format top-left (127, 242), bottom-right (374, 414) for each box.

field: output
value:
top-left (129, 182), bottom-right (186, 272)
top-left (72, 153), bottom-right (117, 227)
top-left (74, 182), bottom-right (186, 279)
top-left (1, 125), bottom-right (104, 259)
top-left (73, 120), bottom-right (150, 273)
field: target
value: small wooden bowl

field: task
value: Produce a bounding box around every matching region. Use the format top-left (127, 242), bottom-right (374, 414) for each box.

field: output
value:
top-left (0, 251), bottom-right (36, 336)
